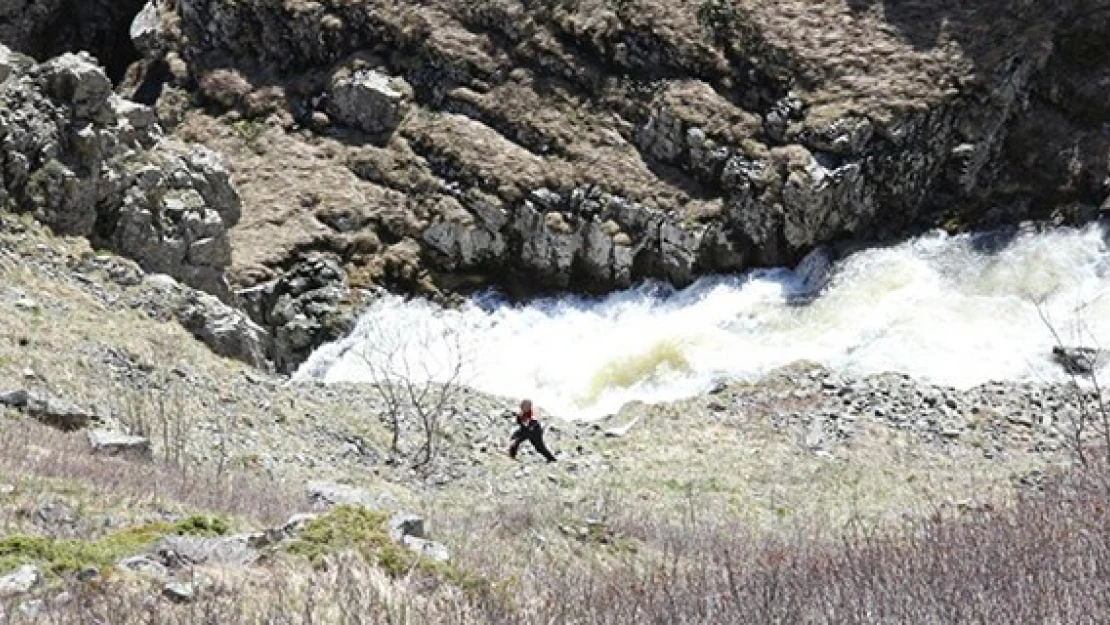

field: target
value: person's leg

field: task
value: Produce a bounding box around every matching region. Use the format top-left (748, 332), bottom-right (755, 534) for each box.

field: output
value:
top-left (508, 427), bottom-right (526, 459)
top-left (528, 425), bottom-right (557, 462)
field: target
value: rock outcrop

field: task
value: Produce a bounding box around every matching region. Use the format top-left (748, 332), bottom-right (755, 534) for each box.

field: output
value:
top-left (5, 0), bottom-right (1110, 370)
top-left (0, 0), bottom-right (146, 80)
top-left (0, 46), bottom-right (242, 301)
top-left (139, 274), bottom-right (272, 368)
top-left (141, 0), bottom-right (1110, 300)
top-left (0, 389), bottom-right (103, 431)
top-left (238, 257), bottom-right (360, 373)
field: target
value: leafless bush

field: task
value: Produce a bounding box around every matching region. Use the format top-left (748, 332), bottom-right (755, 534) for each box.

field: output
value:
top-left (355, 312), bottom-right (468, 468)
top-left (0, 418), bottom-right (297, 527)
top-left (1034, 298), bottom-right (1110, 467)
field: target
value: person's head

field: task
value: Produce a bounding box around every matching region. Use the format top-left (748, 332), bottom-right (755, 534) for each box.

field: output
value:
top-left (520, 398), bottom-right (533, 415)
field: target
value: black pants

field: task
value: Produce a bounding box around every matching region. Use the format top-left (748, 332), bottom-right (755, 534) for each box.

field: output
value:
top-left (509, 422), bottom-right (556, 462)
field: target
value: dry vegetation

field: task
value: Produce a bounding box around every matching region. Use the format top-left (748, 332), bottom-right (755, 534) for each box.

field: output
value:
top-left (4, 405), bottom-right (1110, 624)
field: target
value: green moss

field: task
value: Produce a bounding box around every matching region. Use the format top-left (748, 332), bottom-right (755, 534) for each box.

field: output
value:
top-left (173, 514), bottom-right (230, 537)
top-left (285, 505), bottom-right (489, 591)
top-left (286, 505), bottom-right (398, 569)
top-left (0, 521), bottom-right (172, 575)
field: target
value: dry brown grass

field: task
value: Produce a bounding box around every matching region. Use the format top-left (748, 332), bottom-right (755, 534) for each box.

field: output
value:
top-left (6, 463), bottom-right (1110, 624)
top-left (0, 417), bottom-right (298, 534)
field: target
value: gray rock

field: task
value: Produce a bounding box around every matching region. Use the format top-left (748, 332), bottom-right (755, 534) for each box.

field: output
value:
top-left (0, 44), bottom-right (18, 83)
top-left (39, 52), bottom-right (113, 121)
top-left (1052, 346), bottom-right (1102, 376)
top-left (305, 480), bottom-right (375, 508)
top-left (0, 565), bottom-right (39, 598)
top-left (0, 49), bottom-right (241, 301)
top-left (163, 581), bottom-right (196, 603)
top-left (116, 555), bottom-right (170, 579)
top-left (400, 536), bottom-right (450, 563)
top-left (88, 429), bottom-right (153, 460)
top-left (0, 389), bottom-right (30, 408)
top-left (0, 389), bottom-right (99, 430)
top-left (327, 69), bottom-right (407, 135)
top-left (176, 290), bottom-right (271, 368)
top-left (140, 274), bottom-right (271, 369)
top-left (388, 513), bottom-right (425, 541)
top-left (281, 513), bottom-right (319, 536)
top-left (154, 535), bottom-right (259, 568)
top-left (238, 257), bottom-right (354, 373)
top-left (130, 1), bottom-right (166, 58)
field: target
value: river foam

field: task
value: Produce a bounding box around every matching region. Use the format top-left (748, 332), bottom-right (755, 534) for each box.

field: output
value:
top-left (296, 224), bottom-right (1110, 419)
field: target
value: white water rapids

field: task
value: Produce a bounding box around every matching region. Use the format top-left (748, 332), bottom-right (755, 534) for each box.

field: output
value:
top-left (296, 224), bottom-right (1110, 419)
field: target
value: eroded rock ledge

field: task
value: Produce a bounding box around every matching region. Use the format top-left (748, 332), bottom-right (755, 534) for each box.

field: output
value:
top-left (148, 0), bottom-right (1110, 301)
top-left (0, 45), bottom-right (241, 301)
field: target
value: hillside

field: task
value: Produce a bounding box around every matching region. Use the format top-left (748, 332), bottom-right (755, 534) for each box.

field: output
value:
top-left (2, 0), bottom-right (1110, 622)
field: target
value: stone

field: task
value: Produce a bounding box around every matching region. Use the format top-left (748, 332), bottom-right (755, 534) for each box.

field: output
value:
top-left (39, 52), bottom-right (113, 121)
top-left (131, 1), bottom-right (166, 58)
top-left (0, 390), bottom-right (100, 430)
top-left (175, 289), bottom-right (271, 368)
top-left (154, 535), bottom-right (260, 568)
top-left (117, 555), bottom-right (170, 579)
top-left (0, 565), bottom-right (39, 598)
top-left (388, 513), bottom-right (425, 541)
top-left (327, 69), bottom-right (407, 135)
top-left (87, 429), bottom-right (153, 460)
top-left (0, 389), bottom-right (30, 408)
top-left (305, 480), bottom-right (375, 508)
top-left (76, 567), bottom-right (100, 582)
top-left (238, 257), bottom-right (353, 373)
top-left (163, 581), bottom-right (196, 603)
top-left (400, 536), bottom-right (450, 563)
top-left (1051, 346), bottom-right (1102, 376)
top-left (0, 48), bottom-right (240, 302)
top-left (140, 274), bottom-right (271, 369)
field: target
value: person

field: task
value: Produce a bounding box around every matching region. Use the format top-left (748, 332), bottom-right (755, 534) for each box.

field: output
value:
top-left (508, 399), bottom-right (557, 462)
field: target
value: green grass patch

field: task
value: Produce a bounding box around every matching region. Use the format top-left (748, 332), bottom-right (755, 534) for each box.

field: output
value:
top-left (173, 514), bottom-right (230, 537)
top-left (286, 505), bottom-right (488, 592)
top-left (0, 522), bottom-right (171, 575)
top-left (0, 513), bottom-right (232, 575)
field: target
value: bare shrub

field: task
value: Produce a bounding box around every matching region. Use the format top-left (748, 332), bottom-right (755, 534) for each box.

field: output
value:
top-left (1034, 298), bottom-right (1110, 467)
top-left (1, 465), bottom-right (1109, 623)
top-left (0, 417), bottom-right (297, 527)
top-left (354, 311), bottom-right (468, 467)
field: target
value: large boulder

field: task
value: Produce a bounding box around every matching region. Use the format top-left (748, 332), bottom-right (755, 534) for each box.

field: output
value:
top-left (238, 257), bottom-right (357, 373)
top-left (326, 69), bottom-right (409, 136)
top-left (137, 274), bottom-right (271, 369)
top-left (88, 429), bottom-right (153, 459)
top-left (0, 389), bottom-right (102, 430)
top-left (0, 47), bottom-right (241, 301)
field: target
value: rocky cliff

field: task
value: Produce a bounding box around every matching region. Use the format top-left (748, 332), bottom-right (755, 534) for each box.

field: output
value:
top-left (3, 0), bottom-right (1110, 370)
top-left (155, 0), bottom-right (1109, 297)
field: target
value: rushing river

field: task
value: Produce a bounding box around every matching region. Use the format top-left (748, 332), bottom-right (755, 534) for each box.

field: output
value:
top-left (296, 224), bottom-right (1110, 419)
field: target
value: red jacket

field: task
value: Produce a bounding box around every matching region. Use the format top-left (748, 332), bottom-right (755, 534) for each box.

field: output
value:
top-left (517, 408), bottom-right (536, 427)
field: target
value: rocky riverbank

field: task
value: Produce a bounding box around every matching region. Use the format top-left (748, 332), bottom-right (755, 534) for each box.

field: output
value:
top-left (3, 2), bottom-right (1110, 374)
top-left (0, 211), bottom-right (1086, 491)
